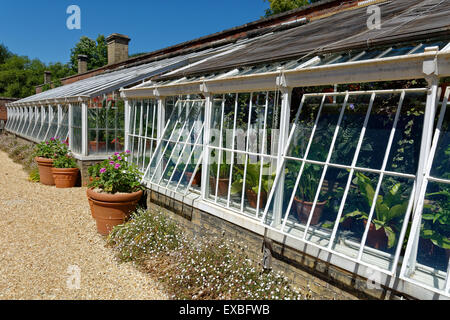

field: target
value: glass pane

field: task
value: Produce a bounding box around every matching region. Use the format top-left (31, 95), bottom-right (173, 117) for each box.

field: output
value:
top-left (361, 175), bottom-right (413, 270)
top-left (287, 96), bottom-right (323, 159)
top-left (430, 104), bottom-right (450, 180)
top-left (330, 94), bottom-right (372, 166)
top-left (386, 91), bottom-right (426, 174)
top-left (406, 181), bottom-right (449, 291)
top-left (356, 93), bottom-right (401, 170)
top-left (332, 171), bottom-right (380, 258)
top-left (306, 95), bottom-right (345, 162)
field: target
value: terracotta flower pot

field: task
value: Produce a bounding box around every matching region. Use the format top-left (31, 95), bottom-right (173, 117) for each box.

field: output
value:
top-left (51, 168), bottom-right (79, 188)
top-left (246, 189), bottom-right (267, 209)
top-left (209, 177), bottom-right (229, 197)
top-left (89, 141), bottom-right (106, 152)
top-left (35, 157), bottom-right (55, 186)
top-left (363, 220), bottom-right (388, 250)
top-left (87, 188), bottom-right (143, 235)
top-left (293, 197), bottom-right (326, 225)
top-left (185, 171), bottom-right (201, 187)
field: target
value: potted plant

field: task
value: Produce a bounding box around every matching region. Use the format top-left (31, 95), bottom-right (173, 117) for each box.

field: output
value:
top-left (52, 155), bottom-right (79, 188)
top-left (291, 164), bottom-right (326, 225)
top-left (209, 162), bottom-right (230, 197)
top-left (185, 164), bottom-right (201, 187)
top-left (87, 150), bottom-right (144, 235)
top-left (285, 142), bottom-right (328, 225)
top-left (89, 131), bottom-right (107, 152)
top-left (230, 161), bottom-right (273, 209)
top-left (33, 138), bottom-right (69, 186)
top-left (340, 172), bottom-right (408, 250)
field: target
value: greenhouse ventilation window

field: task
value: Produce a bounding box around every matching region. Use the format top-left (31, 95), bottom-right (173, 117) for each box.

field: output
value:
top-left (143, 95), bottom-right (205, 195)
top-left (128, 98), bottom-right (160, 172)
top-left (401, 88), bottom-right (450, 296)
top-left (262, 89), bottom-right (428, 273)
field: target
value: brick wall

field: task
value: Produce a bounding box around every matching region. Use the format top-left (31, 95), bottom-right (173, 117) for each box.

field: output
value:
top-left (0, 98), bottom-right (18, 121)
top-left (146, 189), bottom-right (416, 300)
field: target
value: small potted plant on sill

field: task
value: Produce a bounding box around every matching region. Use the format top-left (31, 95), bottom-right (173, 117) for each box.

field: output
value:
top-left (209, 162), bottom-right (230, 197)
top-left (184, 164), bottom-right (201, 187)
top-left (52, 155), bottom-right (79, 188)
top-left (230, 161), bottom-right (273, 209)
top-left (87, 150), bottom-right (144, 235)
top-left (291, 164), bottom-right (327, 226)
top-left (340, 172), bottom-right (408, 250)
top-left (33, 138), bottom-right (69, 186)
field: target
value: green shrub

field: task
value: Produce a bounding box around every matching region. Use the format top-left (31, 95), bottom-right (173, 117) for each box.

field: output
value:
top-left (28, 168), bottom-right (40, 183)
top-left (33, 138), bottom-right (68, 159)
top-left (53, 155), bottom-right (78, 169)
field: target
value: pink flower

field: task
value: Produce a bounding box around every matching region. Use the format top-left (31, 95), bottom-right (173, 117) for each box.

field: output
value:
top-left (114, 163), bottom-right (121, 169)
top-left (126, 150), bottom-right (130, 154)
top-left (117, 156), bottom-right (122, 161)
top-left (109, 161), bottom-right (115, 165)
top-left (114, 152), bottom-right (120, 156)
top-left (100, 168), bottom-right (106, 174)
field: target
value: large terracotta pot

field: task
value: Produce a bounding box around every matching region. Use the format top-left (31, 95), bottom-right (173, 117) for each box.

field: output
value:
top-left (35, 157), bottom-right (55, 186)
top-left (185, 171), bottom-right (201, 187)
top-left (87, 188), bottom-right (143, 235)
top-left (209, 177), bottom-right (229, 197)
top-left (246, 189), bottom-right (267, 209)
top-left (364, 220), bottom-right (388, 250)
top-left (51, 168), bottom-right (79, 188)
top-left (293, 197), bottom-right (326, 225)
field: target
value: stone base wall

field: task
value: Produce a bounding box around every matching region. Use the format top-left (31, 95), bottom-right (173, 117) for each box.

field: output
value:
top-left (147, 189), bottom-right (416, 300)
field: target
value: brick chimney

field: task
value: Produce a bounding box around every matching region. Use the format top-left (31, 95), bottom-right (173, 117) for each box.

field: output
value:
top-left (106, 33), bottom-right (130, 65)
top-left (44, 71), bottom-right (52, 84)
top-left (78, 54), bottom-right (88, 74)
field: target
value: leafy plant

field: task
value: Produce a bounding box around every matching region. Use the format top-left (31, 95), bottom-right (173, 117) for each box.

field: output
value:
top-left (421, 186), bottom-right (450, 249)
top-left (88, 150), bottom-right (143, 194)
top-left (33, 138), bottom-right (68, 159)
top-left (230, 161), bottom-right (274, 195)
top-left (53, 155), bottom-right (78, 169)
top-left (288, 163), bottom-right (322, 203)
top-left (340, 172), bottom-right (408, 248)
top-left (88, 162), bottom-right (102, 178)
top-left (28, 168), bottom-right (40, 183)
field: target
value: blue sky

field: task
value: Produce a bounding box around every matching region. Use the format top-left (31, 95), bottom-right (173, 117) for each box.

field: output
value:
top-left (0, 0), bottom-right (270, 65)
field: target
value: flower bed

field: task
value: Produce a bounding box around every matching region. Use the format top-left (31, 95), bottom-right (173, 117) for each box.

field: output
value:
top-left (108, 208), bottom-right (307, 300)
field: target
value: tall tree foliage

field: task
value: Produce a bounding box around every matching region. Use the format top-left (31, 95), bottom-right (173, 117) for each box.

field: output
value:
top-left (69, 35), bottom-right (108, 73)
top-left (0, 34), bottom-right (108, 99)
top-left (0, 52), bottom-right (72, 98)
top-left (264, 0), bottom-right (320, 16)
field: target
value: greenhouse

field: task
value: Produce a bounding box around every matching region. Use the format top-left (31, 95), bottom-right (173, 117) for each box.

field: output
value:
top-left (5, 0), bottom-right (450, 300)
top-left (4, 36), bottom-right (263, 159)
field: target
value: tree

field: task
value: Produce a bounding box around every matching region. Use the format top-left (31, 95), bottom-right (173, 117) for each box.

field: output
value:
top-left (0, 44), bottom-right (12, 65)
top-left (69, 35), bottom-right (108, 73)
top-left (264, 0), bottom-right (321, 16)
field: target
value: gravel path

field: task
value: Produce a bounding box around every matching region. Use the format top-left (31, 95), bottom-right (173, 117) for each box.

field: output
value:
top-left (0, 151), bottom-right (167, 300)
